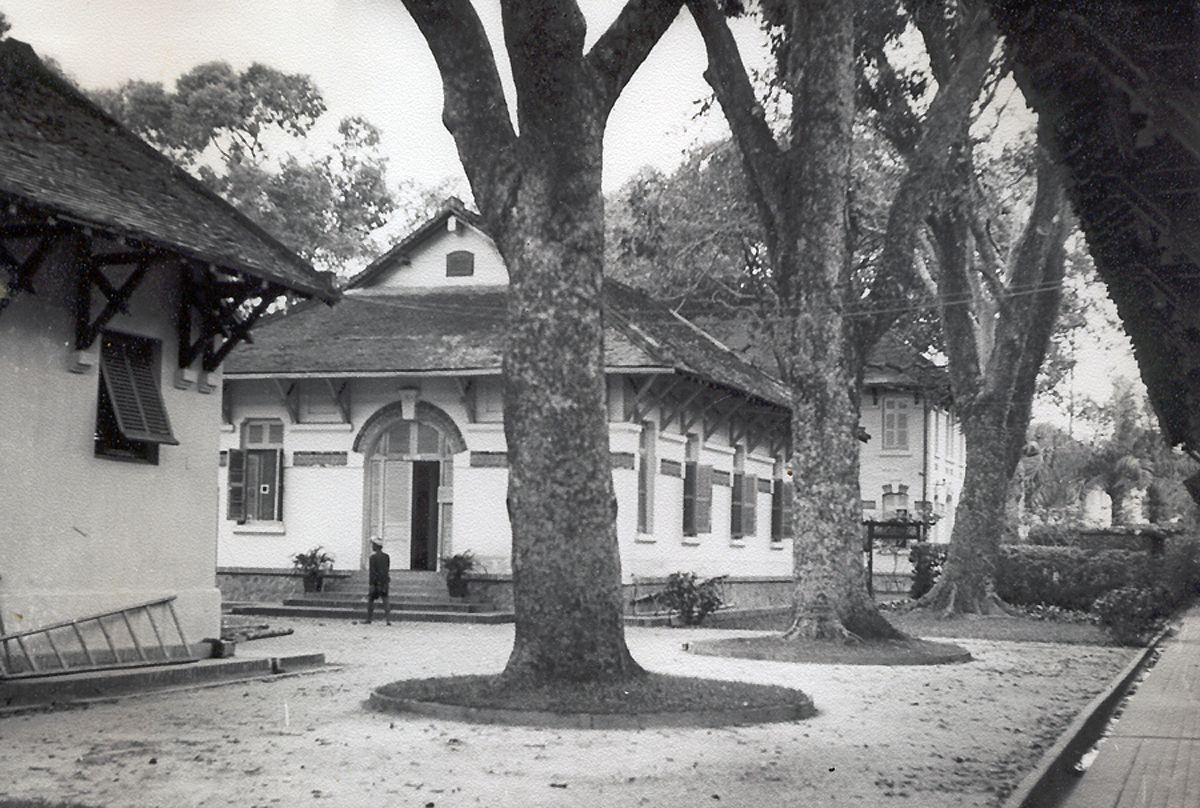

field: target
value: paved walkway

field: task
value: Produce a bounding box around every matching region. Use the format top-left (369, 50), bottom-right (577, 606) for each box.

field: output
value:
top-left (1059, 604), bottom-right (1200, 808)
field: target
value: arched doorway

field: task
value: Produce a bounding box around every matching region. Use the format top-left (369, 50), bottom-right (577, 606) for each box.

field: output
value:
top-left (355, 402), bottom-right (465, 571)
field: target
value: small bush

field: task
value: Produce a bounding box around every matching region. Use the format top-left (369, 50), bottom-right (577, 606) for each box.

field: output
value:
top-left (660, 572), bottom-right (725, 625)
top-left (1092, 586), bottom-right (1168, 645)
top-left (909, 543), bottom-right (949, 600)
top-left (1160, 531), bottom-right (1200, 604)
top-left (1026, 523), bottom-right (1081, 547)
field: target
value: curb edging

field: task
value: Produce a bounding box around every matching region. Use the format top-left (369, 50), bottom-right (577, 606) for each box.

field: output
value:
top-left (365, 690), bottom-right (816, 729)
top-left (1000, 626), bottom-right (1169, 808)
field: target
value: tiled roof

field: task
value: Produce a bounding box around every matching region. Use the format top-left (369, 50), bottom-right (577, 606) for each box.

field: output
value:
top-left (0, 39), bottom-right (336, 301)
top-left (226, 282), bottom-right (789, 408)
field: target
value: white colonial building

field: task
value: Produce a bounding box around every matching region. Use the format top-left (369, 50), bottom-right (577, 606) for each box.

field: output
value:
top-left (218, 201), bottom-right (797, 600)
top-left (0, 39), bottom-right (336, 664)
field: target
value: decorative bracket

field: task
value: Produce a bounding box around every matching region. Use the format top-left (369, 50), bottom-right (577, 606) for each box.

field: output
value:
top-left (177, 261), bottom-right (288, 373)
top-left (325, 379), bottom-right (352, 423)
top-left (73, 244), bottom-right (161, 350)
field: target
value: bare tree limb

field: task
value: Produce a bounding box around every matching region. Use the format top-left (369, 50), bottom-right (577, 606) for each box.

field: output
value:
top-left (979, 143), bottom-right (1069, 408)
top-left (685, 0), bottom-right (785, 234)
top-left (850, 11), bottom-right (998, 357)
top-left (401, 0), bottom-right (519, 218)
top-left (586, 0), bottom-right (685, 116)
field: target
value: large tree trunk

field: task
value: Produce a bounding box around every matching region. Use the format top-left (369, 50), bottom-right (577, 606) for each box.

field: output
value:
top-left (917, 143), bottom-right (1069, 616)
top-left (776, 0), bottom-right (903, 642)
top-left (920, 408), bottom-right (1016, 613)
top-left (497, 125), bottom-right (642, 682)
top-left (402, 0), bottom-right (684, 683)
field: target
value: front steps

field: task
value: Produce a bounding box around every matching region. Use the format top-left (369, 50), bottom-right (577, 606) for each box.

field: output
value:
top-left (228, 570), bottom-right (514, 625)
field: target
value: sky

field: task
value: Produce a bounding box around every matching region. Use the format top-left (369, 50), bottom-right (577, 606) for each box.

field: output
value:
top-left (1, 1), bottom-right (1143, 430)
top-left (2, 0), bottom-right (758, 193)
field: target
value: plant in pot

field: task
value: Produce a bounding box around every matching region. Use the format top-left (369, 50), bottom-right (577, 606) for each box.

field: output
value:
top-left (440, 550), bottom-right (479, 598)
top-left (292, 546), bottom-right (334, 593)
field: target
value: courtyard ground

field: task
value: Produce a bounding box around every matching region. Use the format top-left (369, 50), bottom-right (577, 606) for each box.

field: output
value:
top-left (0, 619), bottom-right (1134, 808)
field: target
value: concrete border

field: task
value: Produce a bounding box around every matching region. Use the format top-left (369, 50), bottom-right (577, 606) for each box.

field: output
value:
top-left (0, 653), bottom-right (331, 717)
top-left (366, 689), bottom-right (816, 729)
top-left (1000, 626), bottom-right (1169, 808)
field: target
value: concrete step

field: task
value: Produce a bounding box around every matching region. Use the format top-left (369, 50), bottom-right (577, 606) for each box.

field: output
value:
top-left (297, 591), bottom-right (464, 602)
top-left (229, 604), bottom-right (514, 625)
top-left (281, 598), bottom-right (484, 613)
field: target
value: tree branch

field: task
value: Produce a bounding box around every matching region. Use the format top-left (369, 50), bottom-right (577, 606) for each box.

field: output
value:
top-left (979, 142), bottom-right (1069, 409)
top-left (850, 12), bottom-right (997, 358)
top-left (586, 0), bottom-right (685, 116)
top-left (685, 0), bottom-right (785, 234)
top-left (401, 0), bottom-right (519, 218)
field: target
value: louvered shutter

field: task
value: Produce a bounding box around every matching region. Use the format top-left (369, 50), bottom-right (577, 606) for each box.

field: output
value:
top-left (227, 449), bottom-right (247, 522)
top-left (695, 464), bottom-right (713, 534)
top-left (781, 477), bottom-right (794, 538)
top-left (382, 459), bottom-right (411, 552)
top-left (744, 474), bottom-right (758, 536)
top-left (771, 478), bottom-right (784, 540)
top-left (274, 449), bottom-right (285, 521)
top-left (99, 335), bottom-right (177, 445)
top-left (730, 472), bottom-right (744, 537)
top-left (683, 461), bottom-right (698, 536)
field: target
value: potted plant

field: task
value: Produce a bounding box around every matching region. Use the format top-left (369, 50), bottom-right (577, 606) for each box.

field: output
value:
top-left (440, 550), bottom-right (479, 598)
top-left (291, 546), bottom-right (334, 593)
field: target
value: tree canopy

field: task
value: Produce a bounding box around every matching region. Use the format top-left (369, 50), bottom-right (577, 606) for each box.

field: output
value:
top-left (94, 62), bottom-right (395, 273)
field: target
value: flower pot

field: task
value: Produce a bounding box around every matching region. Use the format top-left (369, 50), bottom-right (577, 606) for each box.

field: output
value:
top-left (446, 576), bottom-right (468, 598)
top-left (303, 573), bottom-right (323, 593)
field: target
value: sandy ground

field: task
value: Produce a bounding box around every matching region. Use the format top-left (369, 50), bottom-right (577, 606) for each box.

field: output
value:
top-left (0, 619), bottom-right (1133, 808)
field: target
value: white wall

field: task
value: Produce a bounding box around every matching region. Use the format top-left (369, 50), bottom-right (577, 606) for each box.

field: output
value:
top-left (219, 372), bottom-right (795, 582)
top-left (372, 223), bottom-right (509, 288)
top-left (0, 240), bottom-right (221, 651)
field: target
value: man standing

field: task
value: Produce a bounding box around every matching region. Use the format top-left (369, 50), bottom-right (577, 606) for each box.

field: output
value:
top-left (366, 538), bottom-right (391, 625)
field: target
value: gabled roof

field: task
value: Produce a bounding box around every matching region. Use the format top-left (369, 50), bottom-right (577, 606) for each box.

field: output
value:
top-left (226, 281), bottom-right (790, 408)
top-left (0, 39), bottom-right (336, 301)
top-left (342, 197), bottom-right (486, 290)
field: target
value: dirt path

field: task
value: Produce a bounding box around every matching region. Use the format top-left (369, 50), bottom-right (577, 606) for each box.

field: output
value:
top-left (0, 620), bottom-right (1133, 807)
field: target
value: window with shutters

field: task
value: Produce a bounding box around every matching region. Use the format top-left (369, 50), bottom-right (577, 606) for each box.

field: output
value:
top-left (771, 458), bottom-right (793, 541)
top-left (94, 332), bottom-right (177, 464)
top-left (731, 447), bottom-right (746, 538)
top-left (637, 421), bottom-right (656, 535)
top-left (682, 434), bottom-right (700, 537)
top-left (445, 250), bottom-right (475, 277)
top-left (882, 397), bottom-right (910, 451)
top-left (227, 419), bottom-right (285, 523)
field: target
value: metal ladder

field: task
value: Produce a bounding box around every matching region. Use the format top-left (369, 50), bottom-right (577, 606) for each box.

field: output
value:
top-left (0, 596), bottom-right (199, 680)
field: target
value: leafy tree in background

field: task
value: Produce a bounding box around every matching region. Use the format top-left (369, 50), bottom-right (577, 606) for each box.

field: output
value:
top-left (94, 62), bottom-right (395, 273)
top-left (648, 0), bottom-right (1001, 641)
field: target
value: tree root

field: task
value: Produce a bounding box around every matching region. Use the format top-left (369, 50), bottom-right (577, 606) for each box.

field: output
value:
top-left (781, 616), bottom-right (864, 644)
top-left (913, 580), bottom-right (1019, 618)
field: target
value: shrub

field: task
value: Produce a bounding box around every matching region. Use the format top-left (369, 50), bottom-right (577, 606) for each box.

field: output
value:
top-left (909, 543), bottom-right (948, 600)
top-left (995, 546), bottom-right (1157, 611)
top-left (1026, 523), bottom-right (1081, 547)
top-left (660, 572), bottom-right (725, 625)
top-left (1092, 586), bottom-right (1168, 645)
top-left (1159, 531), bottom-right (1200, 604)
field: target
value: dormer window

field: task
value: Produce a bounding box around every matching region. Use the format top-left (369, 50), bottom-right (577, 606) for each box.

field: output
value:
top-left (446, 250), bottom-right (475, 277)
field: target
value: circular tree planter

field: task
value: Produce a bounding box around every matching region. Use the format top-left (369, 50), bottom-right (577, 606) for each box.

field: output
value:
top-left (366, 673), bottom-right (816, 729)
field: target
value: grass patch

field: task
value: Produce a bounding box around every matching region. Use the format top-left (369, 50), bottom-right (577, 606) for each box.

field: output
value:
top-left (701, 602), bottom-right (1115, 646)
top-left (374, 672), bottom-right (812, 715)
top-left (890, 611), bottom-right (1113, 645)
top-left (688, 635), bottom-right (972, 665)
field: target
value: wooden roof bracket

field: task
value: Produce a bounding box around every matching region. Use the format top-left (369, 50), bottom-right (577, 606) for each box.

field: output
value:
top-left (325, 378), bottom-right (352, 423)
top-left (0, 221), bottom-right (59, 319)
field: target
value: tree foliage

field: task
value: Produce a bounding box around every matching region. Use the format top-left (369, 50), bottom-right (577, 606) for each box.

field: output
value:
top-left (94, 62), bottom-right (395, 272)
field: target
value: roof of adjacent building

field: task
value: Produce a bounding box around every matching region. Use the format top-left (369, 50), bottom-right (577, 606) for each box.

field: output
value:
top-left (226, 280), bottom-right (791, 408)
top-left (0, 38), bottom-right (337, 301)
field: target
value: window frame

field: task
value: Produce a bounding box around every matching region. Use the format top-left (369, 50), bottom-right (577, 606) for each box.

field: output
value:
top-left (881, 396), bottom-right (911, 452)
top-left (227, 418), bottom-right (285, 524)
top-left (94, 331), bottom-right (176, 465)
